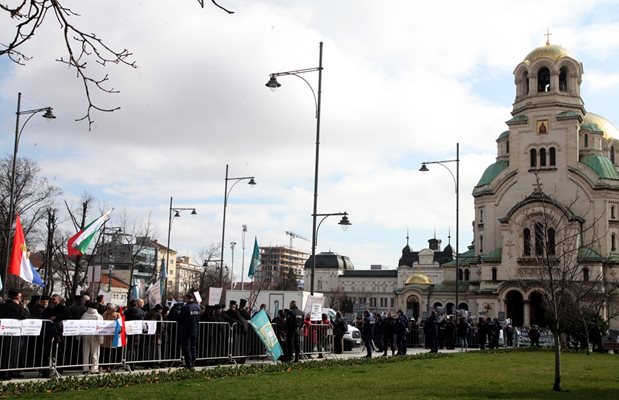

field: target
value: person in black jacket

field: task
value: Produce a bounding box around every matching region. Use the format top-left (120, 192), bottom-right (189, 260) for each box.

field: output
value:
top-left (0, 289), bottom-right (29, 379)
top-left (284, 301), bottom-right (304, 362)
top-left (382, 311), bottom-right (396, 356)
top-left (179, 293), bottom-right (201, 369)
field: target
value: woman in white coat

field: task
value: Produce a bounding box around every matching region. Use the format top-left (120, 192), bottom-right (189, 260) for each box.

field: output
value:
top-left (81, 300), bottom-right (104, 373)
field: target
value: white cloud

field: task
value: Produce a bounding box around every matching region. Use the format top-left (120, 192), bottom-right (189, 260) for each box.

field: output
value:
top-left (2, 0), bottom-right (619, 271)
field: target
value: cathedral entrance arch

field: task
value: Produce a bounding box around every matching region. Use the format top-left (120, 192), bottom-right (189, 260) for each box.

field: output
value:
top-left (505, 290), bottom-right (524, 327)
top-left (529, 291), bottom-right (547, 327)
top-left (446, 302), bottom-right (455, 315)
top-left (406, 295), bottom-right (420, 320)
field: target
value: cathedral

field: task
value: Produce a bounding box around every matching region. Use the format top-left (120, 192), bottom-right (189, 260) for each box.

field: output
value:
top-left (306, 38), bottom-right (619, 330)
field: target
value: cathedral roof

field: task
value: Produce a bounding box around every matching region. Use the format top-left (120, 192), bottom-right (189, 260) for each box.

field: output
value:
top-left (581, 112), bottom-right (619, 140)
top-left (580, 154), bottom-right (619, 180)
top-left (405, 274), bottom-right (433, 285)
top-left (523, 43), bottom-right (574, 64)
top-left (475, 159), bottom-right (509, 187)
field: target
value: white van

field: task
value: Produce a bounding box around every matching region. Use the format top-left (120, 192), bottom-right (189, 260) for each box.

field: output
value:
top-left (324, 308), bottom-right (361, 350)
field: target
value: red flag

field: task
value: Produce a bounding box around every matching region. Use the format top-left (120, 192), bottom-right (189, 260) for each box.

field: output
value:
top-left (67, 231), bottom-right (82, 256)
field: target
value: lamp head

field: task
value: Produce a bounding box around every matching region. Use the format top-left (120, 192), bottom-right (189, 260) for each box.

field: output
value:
top-left (191, 209), bottom-right (197, 215)
top-left (42, 108), bottom-right (56, 119)
top-left (174, 211), bottom-right (181, 218)
top-left (419, 164), bottom-right (429, 173)
top-left (248, 177), bottom-right (256, 186)
top-left (338, 214), bottom-right (351, 231)
top-left (265, 75), bottom-right (281, 92)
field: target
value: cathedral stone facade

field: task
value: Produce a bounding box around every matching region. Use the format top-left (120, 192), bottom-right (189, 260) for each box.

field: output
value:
top-left (306, 40), bottom-right (619, 329)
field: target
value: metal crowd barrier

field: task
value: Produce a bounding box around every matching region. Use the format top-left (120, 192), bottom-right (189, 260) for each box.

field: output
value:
top-left (0, 319), bottom-right (55, 378)
top-left (196, 321), bottom-right (232, 363)
top-left (1, 318), bottom-right (338, 379)
top-left (300, 323), bottom-right (333, 359)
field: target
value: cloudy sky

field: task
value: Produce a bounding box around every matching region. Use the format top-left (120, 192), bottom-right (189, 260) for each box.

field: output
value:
top-left (3, 0), bottom-right (619, 280)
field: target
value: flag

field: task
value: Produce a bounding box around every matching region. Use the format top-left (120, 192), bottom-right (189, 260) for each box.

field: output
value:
top-left (8, 214), bottom-right (44, 287)
top-left (249, 309), bottom-right (283, 362)
top-left (112, 306), bottom-right (127, 348)
top-left (248, 237), bottom-right (260, 279)
top-left (67, 209), bottom-right (112, 256)
top-left (130, 279), bottom-right (139, 301)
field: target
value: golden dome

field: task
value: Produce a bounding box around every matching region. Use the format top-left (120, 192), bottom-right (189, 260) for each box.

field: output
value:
top-left (523, 44), bottom-right (573, 64)
top-left (582, 112), bottom-right (619, 140)
top-left (405, 274), bottom-right (433, 285)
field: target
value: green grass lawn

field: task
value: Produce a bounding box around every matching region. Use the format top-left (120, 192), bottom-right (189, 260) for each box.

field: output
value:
top-left (13, 351), bottom-right (619, 400)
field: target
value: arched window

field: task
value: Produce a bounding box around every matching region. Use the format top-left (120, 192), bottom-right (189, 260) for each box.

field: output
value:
top-left (584, 134), bottom-right (589, 148)
top-left (559, 66), bottom-right (568, 92)
top-left (612, 206), bottom-right (616, 220)
top-left (535, 223), bottom-right (544, 256)
top-left (583, 267), bottom-right (590, 282)
top-left (540, 148), bottom-right (547, 166)
top-left (491, 267), bottom-right (497, 282)
top-left (612, 234), bottom-right (616, 252)
top-left (524, 71), bottom-right (529, 95)
top-left (524, 228), bottom-right (531, 256)
top-left (611, 146), bottom-right (616, 164)
top-left (464, 269), bottom-right (470, 281)
top-left (459, 268), bottom-right (463, 281)
top-left (479, 235), bottom-right (484, 253)
top-left (549, 147), bottom-right (556, 166)
top-left (538, 67), bottom-right (551, 92)
top-left (530, 148), bottom-right (537, 168)
top-left (547, 228), bottom-right (555, 255)
top-left (506, 140), bottom-right (510, 154)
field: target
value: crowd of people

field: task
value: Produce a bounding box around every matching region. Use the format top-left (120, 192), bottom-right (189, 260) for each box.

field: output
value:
top-left (1, 286), bottom-right (581, 380)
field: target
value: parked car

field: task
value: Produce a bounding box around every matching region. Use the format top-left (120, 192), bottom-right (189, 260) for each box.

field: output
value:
top-left (324, 308), bottom-right (361, 350)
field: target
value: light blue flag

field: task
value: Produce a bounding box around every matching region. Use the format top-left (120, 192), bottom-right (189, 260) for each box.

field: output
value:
top-left (249, 309), bottom-right (282, 362)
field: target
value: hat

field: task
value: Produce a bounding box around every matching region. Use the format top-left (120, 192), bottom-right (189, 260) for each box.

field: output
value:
top-left (239, 298), bottom-right (247, 307)
top-left (229, 300), bottom-right (237, 306)
top-left (214, 304), bottom-right (222, 310)
top-left (41, 295), bottom-right (50, 301)
top-left (7, 289), bottom-right (19, 299)
top-left (154, 304), bottom-right (163, 311)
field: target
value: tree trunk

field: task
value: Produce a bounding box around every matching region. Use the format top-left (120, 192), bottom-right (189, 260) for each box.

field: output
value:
top-left (553, 332), bottom-right (562, 391)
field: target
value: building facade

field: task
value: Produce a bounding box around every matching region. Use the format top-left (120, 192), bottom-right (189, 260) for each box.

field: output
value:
top-left (256, 246), bottom-right (309, 289)
top-left (306, 40), bottom-right (619, 329)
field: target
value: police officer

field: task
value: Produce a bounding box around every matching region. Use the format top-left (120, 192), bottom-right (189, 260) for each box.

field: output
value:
top-left (285, 300), bottom-right (304, 362)
top-left (362, 309), bottom-right (375, 358)
top-left (179, 293), bottom-right (201, 369)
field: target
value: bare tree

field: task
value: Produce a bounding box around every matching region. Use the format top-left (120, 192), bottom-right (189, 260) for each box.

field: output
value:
top-left (1, 1), bottom-right (234, 129)
top-left (0, 156), bottom-right (61, 289)
top-left (513, 181), bottom-right (617, 391)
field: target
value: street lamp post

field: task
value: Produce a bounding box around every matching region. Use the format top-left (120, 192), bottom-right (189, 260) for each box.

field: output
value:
top-left (229, 241), bottom-right (237, 290)
top-left (219, 165), bottom-right (256, 286)
top-left (266, 42), bottom-right (323, 295)
top-left (311, 212), bottom-right (351, 294)
top-left (240, 225), bottom-right (247, 290)
top-left (165, 196), bottom-right (197, 301)
top-left (2, 92), bottom-right (55, 293)
top-left (420, 143), bottom-right (460, 314)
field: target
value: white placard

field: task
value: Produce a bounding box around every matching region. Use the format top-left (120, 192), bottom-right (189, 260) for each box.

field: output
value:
top-left (62, 320), bottom-right (100, 336)
top-left (124, 320), bottom-right (157, 335)
top-left (0, 319), bottom-right (22, 336)
top-left (208, 287), bottom-right (223, 306)
top-left (146, 280), bottom-right (161, 308)
top-left (20, 319), bottom-right (43, 336)
top-left (304, 296), bottom-right (324, 321)
top-left (95, 320), bottom-right (117, 335)
top-left (194, 291), bottom-right (202, 304)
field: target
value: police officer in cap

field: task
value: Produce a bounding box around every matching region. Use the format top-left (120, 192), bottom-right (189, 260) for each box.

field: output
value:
top-left (179, 292), bottom-right (201, 369)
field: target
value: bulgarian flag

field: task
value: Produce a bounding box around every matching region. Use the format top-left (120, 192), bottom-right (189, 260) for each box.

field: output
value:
top-left (67, 209), bottom-right (112, 256)
top-left (8, 214), bottom-right (45, 287)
